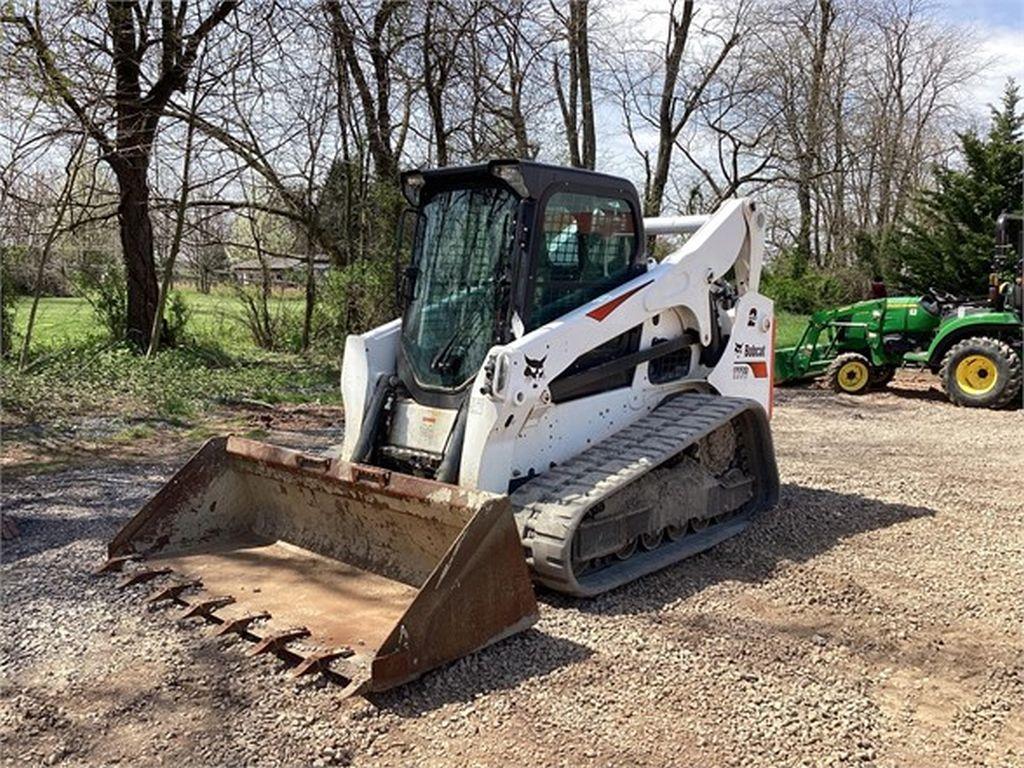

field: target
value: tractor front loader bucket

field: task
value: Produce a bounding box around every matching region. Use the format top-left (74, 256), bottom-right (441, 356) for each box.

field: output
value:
top-left (99, 436), bottom-right (538, 694)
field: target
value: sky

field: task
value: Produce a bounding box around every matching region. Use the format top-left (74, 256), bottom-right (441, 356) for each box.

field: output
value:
top-left (611, 0), bottom-right (1024, 106)
top-left (940, 0), bottom-right (1024, 111)
top-left (595, 0), bottom-right (1024, 190)
top-left (940, 0), bottom-right (1022, 28)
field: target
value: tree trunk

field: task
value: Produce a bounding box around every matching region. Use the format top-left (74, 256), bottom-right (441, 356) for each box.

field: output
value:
top-left (794, 156), bottom-right (813, 275)
top-left (146, 116), bottom-right (196, 357)
top-left (646, 144), bottom-right (674, 218)
top-left (427, 88), bottom-right (448, 166)
top-left (302, 242), bottom-right (316, 352)
top-left (645, 0), bottom-right (693, 218)
top-left (509, 79), bottom-right (531, 158)
top-left (423, 0), bottom-right (448, 166)
top-left (573, 0), bottom-right (596, 169)
top-left (115, 163), bottom-right (160, 349)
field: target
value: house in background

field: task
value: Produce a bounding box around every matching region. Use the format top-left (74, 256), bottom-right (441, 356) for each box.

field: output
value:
top-left (230, 254), bottom-right (331, 286)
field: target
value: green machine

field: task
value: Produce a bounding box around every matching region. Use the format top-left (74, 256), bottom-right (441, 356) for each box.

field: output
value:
top-left (775, 214), bottom-right (1023, 409)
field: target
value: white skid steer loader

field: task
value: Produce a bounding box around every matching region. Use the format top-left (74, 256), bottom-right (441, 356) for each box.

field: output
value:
top-left (101, 160), bottom-right (779, 694)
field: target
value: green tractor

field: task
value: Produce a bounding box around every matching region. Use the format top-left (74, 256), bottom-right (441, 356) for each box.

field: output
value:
top-left (775, 214), bottom-right (1023, 409)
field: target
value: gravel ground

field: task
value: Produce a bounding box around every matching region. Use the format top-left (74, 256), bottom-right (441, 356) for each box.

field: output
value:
top-left (2, 374), bottom-right (1022, 767)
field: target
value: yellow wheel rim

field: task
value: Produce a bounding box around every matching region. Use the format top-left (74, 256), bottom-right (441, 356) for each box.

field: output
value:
top-left (837, 360), bottom-right (869, 392)
top-left (955, 354), bottom-right (998, 395)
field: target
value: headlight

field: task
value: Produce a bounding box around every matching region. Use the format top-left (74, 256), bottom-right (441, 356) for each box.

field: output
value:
top-left (402, 172), bottom-right (425, 206)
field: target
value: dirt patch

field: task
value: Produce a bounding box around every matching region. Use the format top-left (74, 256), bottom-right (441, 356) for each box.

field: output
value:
top-left (0, 403), bottom-right (344, 478)
top-left (1, 374), bottom-right (1022, 767)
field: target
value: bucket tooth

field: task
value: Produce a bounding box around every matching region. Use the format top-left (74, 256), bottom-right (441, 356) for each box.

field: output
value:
top-left (119, 567), bottom-right (173, 589)
top-left (249, 627), bottom-right (310, 657)
top-left (96, 554), bottom-right (140, 575)
top-left (147, 580), bottom-right (202, 605)
top-left (292, 647), bottom-right (355, 678)
top-left (214, 612), bottom-right (271, 637)
top-left (180, 596), bottom-right (235, 621)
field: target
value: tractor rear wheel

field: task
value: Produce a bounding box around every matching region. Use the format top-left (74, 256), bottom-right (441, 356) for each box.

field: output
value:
top-left (940, 337), bottom-right (1021, 409)
top-left (827, 353), bottom-right (872, 395)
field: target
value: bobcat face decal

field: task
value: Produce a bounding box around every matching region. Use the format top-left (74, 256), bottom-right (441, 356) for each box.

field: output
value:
top-left (524, 355), bottom-right (547, 379)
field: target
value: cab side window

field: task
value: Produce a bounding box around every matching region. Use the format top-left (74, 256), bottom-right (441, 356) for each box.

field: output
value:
top-left (528, 192), bottom-right (637, 328)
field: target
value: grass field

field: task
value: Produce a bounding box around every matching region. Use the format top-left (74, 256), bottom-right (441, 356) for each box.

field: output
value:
top-left (14, 289), bottom-right (809, 351)
top-left (12, 286), bottom-right (306, 354)
top-left (3, 287), bottom-right (334, 423)
top-left (774, 310), bottom-right (809, 348)
top-left (4, 288), bottom-right (809, 425)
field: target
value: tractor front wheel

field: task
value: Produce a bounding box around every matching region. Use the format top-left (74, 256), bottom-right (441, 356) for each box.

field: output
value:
top-left (827, 353), bottom-right (872, 395)
top-left (940, 337), bottom-right (1021, 409)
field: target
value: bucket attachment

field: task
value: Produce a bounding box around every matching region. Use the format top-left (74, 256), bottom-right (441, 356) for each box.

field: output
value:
top-left (100, 437), bottom-right (538, 694)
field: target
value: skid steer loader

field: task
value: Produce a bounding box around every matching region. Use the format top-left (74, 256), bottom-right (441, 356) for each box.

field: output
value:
top-left (100, 160), bottom-right (779, 694)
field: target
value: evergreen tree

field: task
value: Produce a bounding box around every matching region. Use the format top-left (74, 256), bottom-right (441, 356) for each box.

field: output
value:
top-left (888, 79), bottom-right (1023, 295)
top-left (317, 158), bottom-right (354, 267)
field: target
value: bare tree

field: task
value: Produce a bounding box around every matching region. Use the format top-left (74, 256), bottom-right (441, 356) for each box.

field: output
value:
top-left (175, 6), bottom-right (344, 350)
top-left (762, 0), bottom-right (838, 270)
top-left (747, 0), bottom-right (976, 268)
top-left (324, 0), bottom-right (411, 182)
top-left (146, 62), bottom-right (205, 357)
top-left (858, 0), bottom-right (976, 232)
top-left (615, 0), bottom-right (745, 216)
top-left (18, 137), bottom-right (87, 368)
top-left (551, 0), bottom-right (596, 168)
top-left (419, 0), bottom-right (483, 166)
top-left (461, 0), bottom-right (553, 161)
top-left (675, 50), bottom-right (783, 207)
top-left (2, 1), bottom-right (239, 348)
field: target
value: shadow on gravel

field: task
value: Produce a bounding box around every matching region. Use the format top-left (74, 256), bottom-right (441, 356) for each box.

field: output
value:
top-left (877, 384), bottom-right (949, 404)
top-left (551, 484), bottom-right (936, 617)
top-left (774, 379), bottom-right (987, 409)
top-left (0, 514), bottom-right (129, 565)
top-left (361, 488), bottom-right (934, 716)
top-left (368, 628), bottom-right (593, 715)
top-left (1, 464), bottom-right (169, 565)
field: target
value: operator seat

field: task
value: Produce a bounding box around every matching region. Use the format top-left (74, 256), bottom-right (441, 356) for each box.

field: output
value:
top-left (920, 295), bottom-right (941, 317)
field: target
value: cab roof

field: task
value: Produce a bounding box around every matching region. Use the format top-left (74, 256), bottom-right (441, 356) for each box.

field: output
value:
top-left (401, 159), bottom-right (639, 204)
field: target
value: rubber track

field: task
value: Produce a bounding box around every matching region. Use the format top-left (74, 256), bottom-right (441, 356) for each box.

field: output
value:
top-left (511, 393), bottom-right (778, 597)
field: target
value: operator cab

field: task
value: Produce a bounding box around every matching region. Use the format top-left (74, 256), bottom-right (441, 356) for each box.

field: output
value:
top-left (396, 160), bottom-right (644, 405)
top-left (378, 160), bottom-right (646, 478)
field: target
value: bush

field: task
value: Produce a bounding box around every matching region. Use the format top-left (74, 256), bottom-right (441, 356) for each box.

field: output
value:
top-left (314, 260), bottom-right (396, 350)
top-left (75, 266), bottom-right (127, 340)
top-left (163, 290), bottom-right (191, 347)
top-left (234, 281), bottom-right (301, 352)
top-left (762, 251), bottom-right (868, 314)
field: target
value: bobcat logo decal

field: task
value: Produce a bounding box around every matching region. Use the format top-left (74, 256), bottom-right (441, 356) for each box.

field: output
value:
top-left (524, 355), bottom-right (547, 379)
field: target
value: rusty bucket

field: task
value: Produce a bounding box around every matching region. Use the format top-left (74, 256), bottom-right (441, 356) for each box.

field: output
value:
top-left (100, 436), bottom-right (538, 694)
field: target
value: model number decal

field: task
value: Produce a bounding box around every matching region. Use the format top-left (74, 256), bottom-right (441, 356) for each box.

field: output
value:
top-left (733, 362), bottom-right (769, 379)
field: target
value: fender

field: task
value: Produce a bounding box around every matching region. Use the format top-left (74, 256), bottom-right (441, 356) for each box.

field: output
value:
top-left (925, 312), bottom-right (1022, 368)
